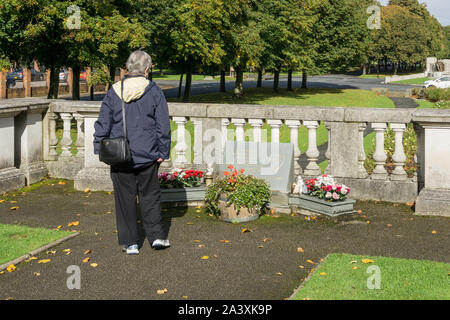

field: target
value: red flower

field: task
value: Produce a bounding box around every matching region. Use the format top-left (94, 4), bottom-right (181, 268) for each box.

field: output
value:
top-left (240, 169), bottom-right (245, 174)
top-left (227, 165), bottom-right (234, 170)
top-left (224, 171), bottom-right (230, 176)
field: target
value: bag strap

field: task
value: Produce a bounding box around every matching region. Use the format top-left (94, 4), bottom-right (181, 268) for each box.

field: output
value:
top-left (121, 77), bottom-right (127, 140)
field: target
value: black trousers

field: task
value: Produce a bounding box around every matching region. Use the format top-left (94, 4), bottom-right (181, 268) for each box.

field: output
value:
top-left (110, 162), bottom-right (165, 246)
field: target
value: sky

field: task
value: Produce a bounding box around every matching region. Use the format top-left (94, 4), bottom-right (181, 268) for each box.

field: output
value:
top-left (378, 0), bottom-right (450, 26)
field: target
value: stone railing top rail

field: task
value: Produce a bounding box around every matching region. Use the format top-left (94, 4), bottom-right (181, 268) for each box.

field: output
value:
top-left (0, 99), bottom-right (449, 124)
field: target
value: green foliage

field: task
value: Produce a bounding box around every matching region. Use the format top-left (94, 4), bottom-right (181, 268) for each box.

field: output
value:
top-left (422, 87), bottom-right (450, 102)
top-left (205, 166), bottom-right (271, 217)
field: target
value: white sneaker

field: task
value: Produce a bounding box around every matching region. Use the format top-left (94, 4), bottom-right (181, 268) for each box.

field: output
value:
top-left (126, 244), bottom-right (139, 255)
top-left (152, 239), bottom-right (170, 249)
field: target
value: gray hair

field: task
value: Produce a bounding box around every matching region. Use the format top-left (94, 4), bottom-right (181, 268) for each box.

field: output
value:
top-left (126, 50), bottom-right (152, 74)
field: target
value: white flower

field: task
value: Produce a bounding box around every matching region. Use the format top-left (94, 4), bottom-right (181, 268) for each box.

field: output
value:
top-left (325, 192), bottom-right (332, 199)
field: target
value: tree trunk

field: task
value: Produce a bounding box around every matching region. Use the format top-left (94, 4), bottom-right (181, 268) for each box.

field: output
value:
top-left (183, 66), bottom-right (192, 102)
top-left (257, 69), bottom-right (263, 88)
top-left (71, 65), bottom-right (81, 101)
top-left (301, 70), bottom-right (307, 89)
top-left (273, 69), bottom-right (280, 93)
top-left (394, 62), bottom-right (398, 75)
top-left (220, 70), bottom-right (226, 92)
top-left (233, 66), bottom-right (244, 98)
top-left (362, 64), bottom-right (367, 75)
top-left (47, 64), bottom-right (60, 99)
top-left (287, 69), bottom-right (293, 91)
top-left (377, 61), bottom-right (381, 78)
top-left (177, 72), bottom-right (184, 99)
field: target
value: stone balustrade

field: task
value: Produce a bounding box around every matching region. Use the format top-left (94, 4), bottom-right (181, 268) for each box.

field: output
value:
top-left (0, 98), bottom-right (449, 216)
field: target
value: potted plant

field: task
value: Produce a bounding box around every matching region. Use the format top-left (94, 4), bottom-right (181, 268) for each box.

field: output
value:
top-left (158, 168), bottom-right (206, 203)
top-left (290, 174), bottom-right (356, 216)
top-left (205, 165), bottom-right (271, 223)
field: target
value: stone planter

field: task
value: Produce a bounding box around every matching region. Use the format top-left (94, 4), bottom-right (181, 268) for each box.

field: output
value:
top-left (160, 186), bottom-right (206, 203)
top-left (218, 195), bottom-right (260, 223)
top-left (289, 194), bottom-right (356, 217)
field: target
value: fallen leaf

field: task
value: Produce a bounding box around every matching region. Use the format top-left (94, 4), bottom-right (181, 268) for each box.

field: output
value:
top-left (0, 271), bottom-right (5, 275)
top-left (193, 240), bottom-right (201, 243)
top-left (357, 210), bottom-right (362, 214)
top-left (393, 203), bottom-right (399, 207)
top-left (25, 257), bottom-right (38, 262)
top-left (33, 272), bottom-right (41, 277)
top-left (186, 222), bottom-right (194, 225)
top-left (67, 221), bottom-right (79, 227)
top-left (182, 296), bottom-right (188, 299)
top-left (366, 221), bottom-right (371, 224)
top-left (303, 297), bottom-right (310, 300)
top-left (198, 244), bottom-right (205, 248)
top-left (241, 228), bottom-right (251, 233)
top-left (319, 272), bottom-right (327, 276)
top-left (361, 259), bottom-right (375, 264)
top-left (46, 250), bottom-right (56, 255)
top-left (82, 257), bottom-right (90, 263)
top-left (201, 256), bottom-right (209, 260)
top-left (38, 259), bottom-right (51, 264)
top-left (56, 225), bottom-right (62, 229)
top-left (405, 202), bottom-right (414, 207)
top-left (0, 200), bottom-right (5, 203)
top-left (432, 230), bottom-right (437, 234)
top-left (84, 188), bottom-right (90, 193)
top-left (84, 249), bottom-right (92, 255)
top-left (306, 259), bottom-right (314, 264)
top-left (5, 297), bottom-right (14, 300)
top-left (10, 201), bottom-right (17, 204)
top-left (213, 254), bottom-right (218, 258)
top-left (9, 206), bottom-right (19, 211)
top-left (62, 249), bottom-right (71, 253)
top-left (58, 181), bottom-right (66, 185)
top-left (387, 224), bottom-right (392, 227)
top-left (219, 240), bottom-right (230, 243)
top-left (291, 213), bottom-right (295, 216)
top-left (299, 265), bottom-right (304, 269)
top-left (352, 267), bottom-right (358, 270)
top-left (157, 288), bottom-right (168, 295)
top-left (258, 245), bottom-right (264, 248)
top-left (276, 272), bottom-right (283, 276)
top-left (6, 264), bottom-right (16, 272)
top-left (350, 260), bottom-right (357, 264)
top-left (196, 206), bottom-right (201, 209)
top-left (297, 247), bottom-right (304, 253)
top-left (263, 238), bottom-right (271, 243)
top-left (90, 263), bottom-right (98, 268)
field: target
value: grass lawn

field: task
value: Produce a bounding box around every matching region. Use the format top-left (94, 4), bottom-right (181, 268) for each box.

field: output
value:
top-left (0, 224), bottom-right (72, 265)
top-left (291, 253), bottom-right (450, 300)
top-left (415, 99), bottom-right (437, 109)
top-left (391, 77), bottom-right (431, 85)
top-left (169, 88), bottom-right (395, 109)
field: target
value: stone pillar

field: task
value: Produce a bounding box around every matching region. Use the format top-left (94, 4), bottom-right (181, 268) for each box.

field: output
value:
top-left (74, 109), bottom-right (112, 191)
top-left (285, 120), bottom-right (302, 176)
top-left (59, 113), bottom-right (74, 157)
top-left (73, 113), bottom-right (85, 158)
top-left (371, 123), bottom-right (388, 180)
top-left (15, 107), bottom-right (48, 185)
top-left (249, 119), bottom-right (264, 143)
top-left (0, 110), bottom-right (25, 193)
top-left (414, 109), bottom-right (450, 216)
top-left (173, 116), bottom-right (188, 168)
top-left (357, 123), bottom-right (368, 178)
top-left (231, 118), bottom-right (246, 142)
top-left (324, 122), bottom-right (332, 176)
top-left (23, 68), bottom-right (31, 97)
top-left (303, 120), bottom-right (321, 176)
top-left (46, 70), bottom-right (51, 89)
top-left (0, 71), bottom-right (6, 99)
top-left (191, 117), bottom-right (203, 165)
top-left (390, 123), bottom-right (407, 181)
top-left (267, 119), bottom-right (282, 143)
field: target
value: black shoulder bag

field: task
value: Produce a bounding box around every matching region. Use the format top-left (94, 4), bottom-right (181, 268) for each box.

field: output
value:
top-left (99, 78), bottom-right (132, 166)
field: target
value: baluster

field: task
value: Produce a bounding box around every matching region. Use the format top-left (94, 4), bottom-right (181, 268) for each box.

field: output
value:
top-left (357, 122), bottom-right (368, 178)
top-left (173, 117), bottom-right (188, 167)
top-left (191, 118), bottom-right (203, 165)
top-left (248, 119), bottom-right (263, 142)
top-left (48, 112), bottom-right (59, 160)
top-left (390, 123), bottom-right (407, 181)
top-left (371, 122), bottom-right (388, 180)
top-left (232, 118), bottom-right (246, 142)
top-left (73, 113), bottom-right (84, 158)
top-left (324, 122), bottom-right (332, 175)
top-left (60, 113), bottom-right (73, 157)
top-left (303, 121), bottom-right (321, 176)
top-left (267, 119), bottom-right (282, 143)
top-left (285, 120), bottom-right (302, 176)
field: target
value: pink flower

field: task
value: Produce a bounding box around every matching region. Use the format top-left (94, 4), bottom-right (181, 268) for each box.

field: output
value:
top-left (332, 192), bottom-right (340, 200)
top-left (325, 192), bottom-right (332, 199)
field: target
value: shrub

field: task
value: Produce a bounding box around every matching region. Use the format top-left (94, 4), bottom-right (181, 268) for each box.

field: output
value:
top-left (423, 87), bottom-right (450, 102)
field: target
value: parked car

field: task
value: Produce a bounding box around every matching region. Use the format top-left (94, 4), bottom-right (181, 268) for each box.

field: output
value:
top-left (80, 70), bottom-right (87, 81)
top-left (6, 71), bottom-right (19, 88)
top-left (31, 68), bottom-right (45, 81)
top-left (59, 68), bottom-right (68, 81)
top-left (424, 76), bottom-right (450, 89)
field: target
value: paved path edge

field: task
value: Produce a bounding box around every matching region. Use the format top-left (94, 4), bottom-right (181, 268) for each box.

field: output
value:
top-left (0, 232), bottom-right (80, 271)
top-left (288, 254), bottom-right (330, 300)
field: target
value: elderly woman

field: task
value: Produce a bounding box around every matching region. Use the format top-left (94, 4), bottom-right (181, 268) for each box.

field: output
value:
top-left (93, 50), bottom-right (171, 255)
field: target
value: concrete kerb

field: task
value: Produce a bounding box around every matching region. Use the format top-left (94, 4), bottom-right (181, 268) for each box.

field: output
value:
top-left (288, 254), bottom-right (330, 300)
top-left (0, 231), bottom-right (80, 272)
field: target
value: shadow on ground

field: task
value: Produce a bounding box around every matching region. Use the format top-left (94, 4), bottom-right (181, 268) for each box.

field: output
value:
top-left (0, 179), bottom-right (448, 300)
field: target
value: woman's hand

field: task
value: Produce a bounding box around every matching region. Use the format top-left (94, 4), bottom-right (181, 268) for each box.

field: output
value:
top-left (157, 158), bottom-right (164, 164)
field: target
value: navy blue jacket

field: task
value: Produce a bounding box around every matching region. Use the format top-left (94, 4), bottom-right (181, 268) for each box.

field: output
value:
top-left (93, 81), bottom-right (171, 169)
